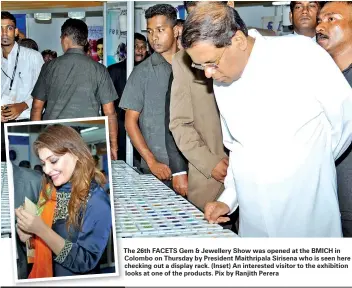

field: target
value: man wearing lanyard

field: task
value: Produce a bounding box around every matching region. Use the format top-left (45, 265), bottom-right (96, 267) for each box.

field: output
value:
top-left (1, 12), bottom-right (44, 160)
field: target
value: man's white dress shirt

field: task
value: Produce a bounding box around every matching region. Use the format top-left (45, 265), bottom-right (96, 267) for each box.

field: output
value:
top-left (1, 42), bottom-right (44, 120)
top-left (293, 30), bottom-right (317, 42)
top-left (214, 30), bottom-right (352, 237)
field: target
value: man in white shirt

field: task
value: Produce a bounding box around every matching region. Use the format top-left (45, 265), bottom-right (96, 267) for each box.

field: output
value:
top-left (181, 3), bottom-right (352, 237)
top-left (1, 11), bottom-right (44, 122)
top-left (1, 12), bottom-right (44, 161)
top-left (289, 1), bottom-right (323, 41)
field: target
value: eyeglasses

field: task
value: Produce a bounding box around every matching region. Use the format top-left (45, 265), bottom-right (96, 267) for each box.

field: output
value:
top-left (191, 47), bottom-right (227, 71)
top-left (1, 25), bottom-right (15, 32)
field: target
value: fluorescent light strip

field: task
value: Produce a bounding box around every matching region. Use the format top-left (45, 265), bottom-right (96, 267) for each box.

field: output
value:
top-left (68, 11), bottom-right (85, 19)
top-left (272, 1), bottom-right (290, 5)
top-left (34, 13), bottom-right (52, 21)
top-left (80, 127), bottom-right (99, 133)
top-left (7, 132), bottom-right (30, 137)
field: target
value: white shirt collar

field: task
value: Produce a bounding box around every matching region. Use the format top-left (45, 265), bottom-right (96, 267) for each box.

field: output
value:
top-left (1, 41), bottom-right (19, 61)
top-left (293, 30), bottom-right (316, 42)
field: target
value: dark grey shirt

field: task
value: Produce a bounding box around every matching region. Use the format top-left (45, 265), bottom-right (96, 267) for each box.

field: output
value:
top-left (342, 63), bottom-right (352, 87)
top-left (12, 164), bottom-right (42, 279)
top-left (32, 48), bottom-right (118, 120)
top-left (336, 63), bottom-right (352, 237)
top-left (119, 52), bottom-right (172, 170)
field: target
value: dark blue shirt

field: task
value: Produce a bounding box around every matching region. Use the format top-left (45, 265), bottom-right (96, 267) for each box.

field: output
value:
top-left (52, 181), bottom-right (112, 277)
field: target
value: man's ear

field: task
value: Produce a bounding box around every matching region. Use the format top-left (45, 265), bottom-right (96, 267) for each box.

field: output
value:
top-left (232, 30), bottom-right (248, 51)
top-left (173, 25), bottom-right (180, 38)
top-left (227, 1), bottom-right (235, 8)
top-left (289, 12), bottom-right (293, 25)
top-left (15, 28), bottom-right (19, 38)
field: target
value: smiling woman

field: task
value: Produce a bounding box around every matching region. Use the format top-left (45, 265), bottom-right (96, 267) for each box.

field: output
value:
top-left (15, 124), bottom-right (112, 278)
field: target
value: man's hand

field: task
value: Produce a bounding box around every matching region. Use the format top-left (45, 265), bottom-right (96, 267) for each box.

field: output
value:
top-left (1, 112), bottom-right (8, 122)
top-left (149, 160), bottom-right (172, 180)
top-left (204, 201), bottom-right (231, 224)
top-left (110, 148), bottom-right (118, 160)
top-left (172, 174), bottom-right (188, 197)
top-left (211, 157), bottom-right (229, 183)
top-left (1, 103), bottom-right (27, 121)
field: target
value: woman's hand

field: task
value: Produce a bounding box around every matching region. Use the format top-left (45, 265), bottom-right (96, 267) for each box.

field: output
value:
top-left (15, 207), bottom-right (46, 236)
top-left (16, 224), bottom-right (33, 243)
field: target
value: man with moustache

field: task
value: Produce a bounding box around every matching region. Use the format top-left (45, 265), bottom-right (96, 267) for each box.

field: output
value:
top-left (316, 1), bottom-right (352, 237)
top-left (182, 3), bottom-right (352, 237)
top-left (119, 4), bottom-right (188, 194)
top-left (289, 1), bottom-right (323, 40)
top-left (169, 1), bottom-right (229, 211)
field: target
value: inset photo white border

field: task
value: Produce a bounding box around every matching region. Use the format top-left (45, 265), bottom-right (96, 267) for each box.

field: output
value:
top-left (4, 116), bottom-right (119, 283)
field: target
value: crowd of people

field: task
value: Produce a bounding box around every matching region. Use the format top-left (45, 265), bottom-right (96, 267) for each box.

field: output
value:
top-left (1, 0), bottom-right (351, 247)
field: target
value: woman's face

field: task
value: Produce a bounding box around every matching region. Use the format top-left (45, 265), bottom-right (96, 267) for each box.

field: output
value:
top-left (38, 147), bottom-right (78, 187)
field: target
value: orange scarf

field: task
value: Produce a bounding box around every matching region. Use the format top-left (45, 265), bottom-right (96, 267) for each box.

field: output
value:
top-left (28, 183), bottom-right (57, 279)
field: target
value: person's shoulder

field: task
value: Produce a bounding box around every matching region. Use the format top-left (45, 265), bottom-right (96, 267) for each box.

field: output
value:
top-left (21, 47), bottom-right (44, 63)
top-left (172, 50), bottom-right (191, 67)
top-left (13, 165), bottom-right (42, 182)
top-left (134, 55), bottom-right (152, 72)
top-left (20, 46), bottom-right (41, 57)
top-left (108, 60), bottom-right (126, 72)
top-left (270, 33), bottom-right (316, 50)
top-left (88, 181), bottom-right (110, 206)
top-left (126, 57), bottom-right (151, 82)
top-left (173, 50), bottom-right (187, 61)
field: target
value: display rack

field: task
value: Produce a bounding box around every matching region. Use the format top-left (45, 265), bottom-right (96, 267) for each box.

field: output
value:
top-left (1, 163), bottom-right (11, 238)
top-left (111, 160), bottom-right (238, 238)
top-left (1, 161), bottom-right (238, 238)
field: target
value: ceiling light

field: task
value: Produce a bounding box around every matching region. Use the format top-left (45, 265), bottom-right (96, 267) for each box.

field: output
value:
top-left (80, 127), bottom-right (99, 133)
top-left (34, 13), bottom-right (51, 21)
top-left (272, 1), bottom-right (290, 5)
top-left (7, 133), bottom-right (30, 137)
top-left (68, 11), bottom-right (86, 19)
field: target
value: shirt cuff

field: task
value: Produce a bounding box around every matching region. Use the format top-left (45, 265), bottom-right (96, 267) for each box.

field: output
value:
top-left (23, 97), bottom-right (33, 110)
top-left (54, 239), bottom-right (73, 264)
top-left (172, 171), bottom-right (187, 176)
top-left (217, 187), bottom-right (239, 215)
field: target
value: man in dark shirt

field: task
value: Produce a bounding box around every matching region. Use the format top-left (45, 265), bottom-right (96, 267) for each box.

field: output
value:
top-left (107, 33), bottom-right (149, 162)
top-left (30, 19), bottom-right (118, 159)
top-left (11, 164), bottom-right (41, 279)
top-left (317, 1), bottom-right (352, 237)
top-left (119, 4), bottom-right (188, 195)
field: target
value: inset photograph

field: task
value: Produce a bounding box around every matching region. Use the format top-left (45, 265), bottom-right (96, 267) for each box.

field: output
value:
top-left (4, 117), bottom-right (118, 280)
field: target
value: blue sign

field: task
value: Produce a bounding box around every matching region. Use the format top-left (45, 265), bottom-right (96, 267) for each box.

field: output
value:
top-left (13, 14), bottom-right (26, 36)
